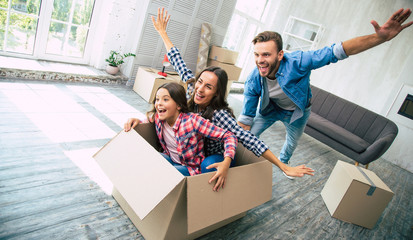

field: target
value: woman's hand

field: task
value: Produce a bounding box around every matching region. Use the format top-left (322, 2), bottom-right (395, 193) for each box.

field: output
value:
top-left (237, 121), bottom-right (251, 131)
top-left (283, 164), bottom-right (314, 177)
top-left (152, 8), bottom-right (170, 35)
top-left (124, 118), bottom-right (140, 132)
top-left (206, 157), bottom-right (232, 192)
top-left (151, 7), bottom-right (174, 52)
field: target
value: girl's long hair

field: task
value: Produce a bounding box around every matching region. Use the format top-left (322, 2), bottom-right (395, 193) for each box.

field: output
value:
top-left (188, 66), bottom-right (234, 120)
top-left (146, 82), bottom-right (190, 121)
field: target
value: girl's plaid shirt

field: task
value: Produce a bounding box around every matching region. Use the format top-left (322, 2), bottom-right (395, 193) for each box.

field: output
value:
top-left (154, 112), bottom-right (237, 176)
top-left (167, 47), bottom-right (269, 157)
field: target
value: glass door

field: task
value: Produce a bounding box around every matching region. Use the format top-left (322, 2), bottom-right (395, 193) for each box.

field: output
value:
top-left (0, 0), bottom-right (41, 55)
top-left (0, 0), bottom-right (96, 64)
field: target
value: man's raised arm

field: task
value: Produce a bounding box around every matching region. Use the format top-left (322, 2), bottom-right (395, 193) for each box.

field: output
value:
top-left (342, 8), bottom-right (412, 56)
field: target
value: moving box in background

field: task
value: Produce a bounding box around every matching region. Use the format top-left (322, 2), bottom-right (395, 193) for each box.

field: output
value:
top-left (133, 67), bottom-right (185, 103)
top-left (207, 59), bottom-right (241, 81)
top-left (208, 46), bottom-right (239, 65)
top-left (321, 160), bottom-right (394, 229)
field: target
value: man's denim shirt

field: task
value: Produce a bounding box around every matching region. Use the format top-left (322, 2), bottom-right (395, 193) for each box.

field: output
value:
top-left (238, 43), bottom-right (348, 125)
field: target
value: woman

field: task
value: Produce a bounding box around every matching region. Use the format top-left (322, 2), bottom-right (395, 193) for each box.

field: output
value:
top-left (125, 8), bottom-right (314, 182)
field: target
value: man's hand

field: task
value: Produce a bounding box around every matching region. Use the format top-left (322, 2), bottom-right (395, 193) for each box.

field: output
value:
top-left (372, 8), bottom-right (413, 42)
top-left (343, 8), bottom-right (412, 56)
top-left (124, 118), bottom-right (140, 132)
top-left (237, 121), bottom-right (251, 131)
top-left (206, 157), bottom-right (231, 192)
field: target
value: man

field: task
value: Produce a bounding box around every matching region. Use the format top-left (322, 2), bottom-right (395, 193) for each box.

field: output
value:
top-left (237, 8), bottom-right (412, 179)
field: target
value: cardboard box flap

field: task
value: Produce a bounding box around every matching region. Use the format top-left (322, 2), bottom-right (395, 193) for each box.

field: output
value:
top-left (341, 161), bottom-right (393, 194)
top-left (186, 144), bottom-right (272, 234)
top-left (93, 129), bottom-right (185, 220)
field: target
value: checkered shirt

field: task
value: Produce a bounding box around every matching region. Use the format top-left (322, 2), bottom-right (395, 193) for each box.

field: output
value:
top-left (206, 109), bottom-right (269, 157)
top-left (167, 47), bottom-right (269, 157)
top-left (167, 47), bottom-right (195, 99)
top-left (154, 112), bottom-right (237, 176)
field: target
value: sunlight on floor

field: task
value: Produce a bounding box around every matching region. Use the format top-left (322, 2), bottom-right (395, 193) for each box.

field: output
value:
top-left (0, 83), bottom-right (116, 143)
top-left (67, 85), bottom-right (146, 128)
top-left (0, 80), bottom-right (150, 195)
top-left (63, 148), bottom-right (114, 195)
top-left (0, 82), bottom-right (146, 144)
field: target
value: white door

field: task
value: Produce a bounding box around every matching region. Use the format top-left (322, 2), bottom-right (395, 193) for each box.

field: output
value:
top-left (0, 0), bottom-right (97, 64)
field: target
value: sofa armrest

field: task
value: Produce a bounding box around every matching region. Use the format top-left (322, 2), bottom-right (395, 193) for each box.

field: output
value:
top-left (357, 133), bottom-right (398, 165)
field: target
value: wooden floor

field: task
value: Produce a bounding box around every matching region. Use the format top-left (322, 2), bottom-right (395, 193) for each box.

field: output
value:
top-left (0, 79), bottom-right (412, 240)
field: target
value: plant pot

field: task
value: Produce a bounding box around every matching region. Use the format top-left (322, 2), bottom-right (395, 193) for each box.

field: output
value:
top-left (106, 65), bottom-right (119, 75)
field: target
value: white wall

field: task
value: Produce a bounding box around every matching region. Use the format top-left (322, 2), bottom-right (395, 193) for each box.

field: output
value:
top-left (89, 0), bottom-right (150, 75)
top-left (268, 0), bottom-right (413, 172)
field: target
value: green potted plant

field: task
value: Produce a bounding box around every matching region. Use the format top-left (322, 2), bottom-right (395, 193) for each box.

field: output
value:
top-left (105, 50), bottom-right (136, 75)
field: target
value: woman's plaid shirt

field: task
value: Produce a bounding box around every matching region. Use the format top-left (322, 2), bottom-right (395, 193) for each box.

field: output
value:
top-left (167, 47), bottom-right (269, 157)
top-left (154, 112), bottom-right (237, 176)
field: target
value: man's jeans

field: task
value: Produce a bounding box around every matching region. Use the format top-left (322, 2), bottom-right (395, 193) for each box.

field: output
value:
top-left (250, 105), bottom-right (311, 164)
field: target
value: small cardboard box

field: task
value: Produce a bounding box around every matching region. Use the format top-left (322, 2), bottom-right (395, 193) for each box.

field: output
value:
top-left (93, 123), bottom-right (272, 239)
top-left (208, 46), bottom-right (239, 65)
top-left (207, 59), bottom-right (242, 81)
top-left (321, 160), bottom-right (394, 229)
top-left (133, 67), bottom-right (185, 103)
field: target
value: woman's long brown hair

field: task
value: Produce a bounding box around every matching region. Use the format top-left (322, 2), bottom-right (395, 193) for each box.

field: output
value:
top-left (188, 66), bottom-right (234, 120)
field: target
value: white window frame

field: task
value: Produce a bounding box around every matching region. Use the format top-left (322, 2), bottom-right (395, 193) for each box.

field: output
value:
top-left (0, 0), bottom-right (101, 65)
top-left (222, 0), bottom-right (269, 82)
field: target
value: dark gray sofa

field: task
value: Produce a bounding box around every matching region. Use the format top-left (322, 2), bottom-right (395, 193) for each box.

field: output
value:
top-left (304, 85), bottom-right (398, 167)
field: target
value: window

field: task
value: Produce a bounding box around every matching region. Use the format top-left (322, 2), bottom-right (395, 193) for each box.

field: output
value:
top-left (0, 0), bottom-right (42, 55)
top-left (222, 0), bottom-right (269, 82)
top-left (0, 0), bottom-right (96, 64)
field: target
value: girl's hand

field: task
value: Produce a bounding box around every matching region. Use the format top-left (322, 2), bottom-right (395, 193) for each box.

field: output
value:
top-left (283, 164), bottom-right (314, 177)
top-left (206, 157), bottom-right (232, 192)
top-left (124, 118), bottom-right (140, 132)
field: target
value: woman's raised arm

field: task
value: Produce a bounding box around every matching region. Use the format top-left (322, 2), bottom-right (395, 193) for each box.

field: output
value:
top-left (151, 7), bottom-right (173, 51)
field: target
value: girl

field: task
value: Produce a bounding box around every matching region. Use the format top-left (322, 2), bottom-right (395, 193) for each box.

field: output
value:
top-left (141, 82), bottom-right (237, 191)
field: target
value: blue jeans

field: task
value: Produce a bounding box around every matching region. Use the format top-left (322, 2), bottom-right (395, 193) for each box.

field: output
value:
top-left (161, 153), bottom-right (190, 176)
top-left (250, 105), bottom-right (311, 164)
top-left (201, 154), bottom-right (236, 173)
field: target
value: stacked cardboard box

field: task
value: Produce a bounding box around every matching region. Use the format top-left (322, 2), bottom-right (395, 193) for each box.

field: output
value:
top-left (94, 123), bottom-right (272, 239)
top-left (207, 46), bottom-right (242, 95)
top-left (133, 67), bottom-right (186, 103)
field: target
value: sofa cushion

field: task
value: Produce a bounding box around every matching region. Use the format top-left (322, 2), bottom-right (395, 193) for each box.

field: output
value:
top-left (307, 113), bottom-right (370, 153)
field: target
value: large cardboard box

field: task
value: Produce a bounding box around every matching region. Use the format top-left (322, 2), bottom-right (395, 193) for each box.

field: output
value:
top-left (133, 67), bottom-right (185, 103)
top-left (321, 160), bottom-right (394, 229)
top-left (93, 123), bottom-right (272, 239)
top-left (207, 59), bottom-right (242, 81)
top-left (208, 46), bottom-right (239, 65)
